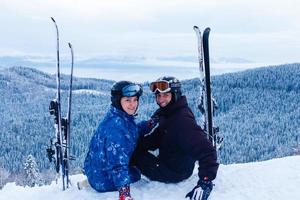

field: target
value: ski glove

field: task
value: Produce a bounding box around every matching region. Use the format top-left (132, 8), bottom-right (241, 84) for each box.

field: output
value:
top-left (147, 118), bottom-right (157, 130)
top-left (119, 185), bottom-right (134, 200)
top-left (147, 110), bottom-right (160, 129)
top-left (185, 179), bottom-right (213, 200)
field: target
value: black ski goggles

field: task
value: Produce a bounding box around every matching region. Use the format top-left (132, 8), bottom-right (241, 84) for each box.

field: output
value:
top-left (122, 84), bottom-right (143, 97)
top-left (150, 80), bottom-right (171, 93)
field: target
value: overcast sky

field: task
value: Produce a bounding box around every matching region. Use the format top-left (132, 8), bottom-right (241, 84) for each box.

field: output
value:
top-left (1, 0), bottom-right (300, 64)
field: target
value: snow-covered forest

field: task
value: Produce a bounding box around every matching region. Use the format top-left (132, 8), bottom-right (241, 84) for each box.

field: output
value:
top-left (0, 63), bottom-right (299, 188)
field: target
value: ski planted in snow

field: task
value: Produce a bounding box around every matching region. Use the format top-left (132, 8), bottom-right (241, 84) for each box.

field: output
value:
top-left (46, 17), bottom-right (75, 190)
top-left (193, 26), bottom-right (222, 149)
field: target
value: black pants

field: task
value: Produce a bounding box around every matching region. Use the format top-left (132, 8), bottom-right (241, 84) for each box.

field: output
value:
top-left (131, 146), bottom-right (192, 183)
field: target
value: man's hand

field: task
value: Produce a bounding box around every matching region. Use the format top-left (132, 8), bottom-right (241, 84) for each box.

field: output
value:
top-left (185, 179), bottom-right (213, 200)
top-left (147, 109), bottom-right (160, 128)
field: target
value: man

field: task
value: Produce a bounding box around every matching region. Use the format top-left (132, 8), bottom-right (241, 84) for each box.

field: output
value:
top-left (131, 76), bottom-right (219, 200)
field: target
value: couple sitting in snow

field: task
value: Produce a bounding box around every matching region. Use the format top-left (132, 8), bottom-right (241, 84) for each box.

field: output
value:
top-left (81, 76), bottom-right (219, 200)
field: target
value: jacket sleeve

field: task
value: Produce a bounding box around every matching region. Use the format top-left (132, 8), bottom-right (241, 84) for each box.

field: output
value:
top-left (105, 125), bottom-right (132, 188)
top-left (175, 110), bottom-right (219, 181)
top-left (138, 123), bottom-right (160, 151)
top-left (137, 120), bottom-right (151, 136)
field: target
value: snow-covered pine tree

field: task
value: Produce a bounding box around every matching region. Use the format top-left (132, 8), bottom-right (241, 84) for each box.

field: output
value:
top-left (23, 154), bottom-right (43, 187)
top-left (0, 167), bottom-right (10, 189)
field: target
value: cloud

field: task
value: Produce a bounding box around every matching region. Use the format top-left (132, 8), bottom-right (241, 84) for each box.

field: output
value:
top-left (0, 0), bottom-right (300, 63)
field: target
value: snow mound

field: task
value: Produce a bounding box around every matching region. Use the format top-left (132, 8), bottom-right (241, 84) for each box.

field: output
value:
top-left (1, 155), bottom-right (300, 200)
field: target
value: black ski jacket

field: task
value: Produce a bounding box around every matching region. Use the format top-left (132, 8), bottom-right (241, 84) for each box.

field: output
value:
top-left (143, 96), bottom-right (219, 181)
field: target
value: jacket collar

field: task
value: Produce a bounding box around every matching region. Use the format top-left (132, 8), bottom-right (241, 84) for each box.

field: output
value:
top-left (159, 96), bottom-right (188, 117)
top-left (109, 105), bottom-right (135, 120)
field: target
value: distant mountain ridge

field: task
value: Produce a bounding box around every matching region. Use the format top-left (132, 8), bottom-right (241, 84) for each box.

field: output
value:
top-left (0, 55), bottom-right (254, 69)
top-left (0, 63), bottom-right (299, 173)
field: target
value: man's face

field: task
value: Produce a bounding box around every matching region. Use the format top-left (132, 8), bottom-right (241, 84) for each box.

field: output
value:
top-left (156, 92), bottom-right (172, 107)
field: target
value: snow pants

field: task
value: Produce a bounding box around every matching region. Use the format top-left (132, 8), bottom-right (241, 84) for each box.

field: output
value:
top-left (130, 146), bottom-right (192, 183)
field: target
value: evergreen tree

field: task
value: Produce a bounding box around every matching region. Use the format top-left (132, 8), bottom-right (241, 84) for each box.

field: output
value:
top-left (23, 154), bottom-right (43, 187)
top-left (0, 167), bottom-right (10, 189)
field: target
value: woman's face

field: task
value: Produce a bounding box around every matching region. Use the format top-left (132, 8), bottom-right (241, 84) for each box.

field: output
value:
top-left (120, 96), bottom-right (139, 115)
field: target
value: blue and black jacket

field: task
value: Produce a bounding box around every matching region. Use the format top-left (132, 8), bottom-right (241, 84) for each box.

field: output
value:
top-left (84, 105), bottom-right (148, 192)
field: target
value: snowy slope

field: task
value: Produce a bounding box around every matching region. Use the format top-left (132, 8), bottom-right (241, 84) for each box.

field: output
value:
top-left (1, 155), bottom-right (300, 200)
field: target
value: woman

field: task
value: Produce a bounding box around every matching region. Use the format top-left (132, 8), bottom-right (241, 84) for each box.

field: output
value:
top-left (83, 80), bottom-right (145, 200)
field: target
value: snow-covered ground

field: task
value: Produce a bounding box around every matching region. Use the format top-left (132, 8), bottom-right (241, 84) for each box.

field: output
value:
top-left (72, 89), bottom-right (109, 96)
top-left (1, 155), bottom-right (300, 200)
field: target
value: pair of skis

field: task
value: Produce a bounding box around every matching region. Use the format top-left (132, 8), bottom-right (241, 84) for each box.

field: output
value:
top-left (193, 26), bottom-right (222, 150)
top-left (46, 17), bottom-right (75, 190)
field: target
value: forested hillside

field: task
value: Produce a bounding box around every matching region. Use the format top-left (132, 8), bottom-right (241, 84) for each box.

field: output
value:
top-left (0, 64), bottom-right (299, 177)
top-left (212, 64), bottom-right (300, 163)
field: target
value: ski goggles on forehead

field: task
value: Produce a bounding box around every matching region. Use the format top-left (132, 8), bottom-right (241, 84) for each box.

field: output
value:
top-left (150, 80), bottom-right (171, 93)
top-left (122, 84), bottom-right (142, 97)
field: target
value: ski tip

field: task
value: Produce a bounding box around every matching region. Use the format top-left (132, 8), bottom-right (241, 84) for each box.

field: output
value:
top-left (204, 27), bottom-right (211, 33)
top-left (193, 26), bottom-right (199, 31)
top-left (68, 43), bottom-right (72, 48)
top-left (51, 17), bottom-right (56, 22)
